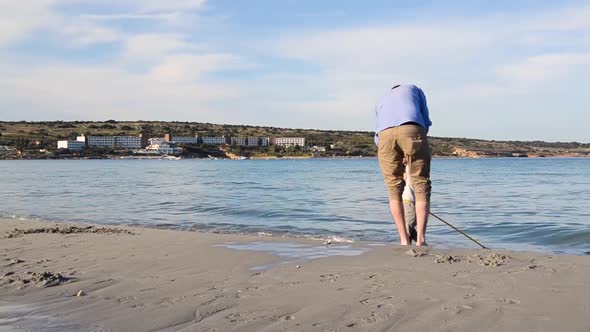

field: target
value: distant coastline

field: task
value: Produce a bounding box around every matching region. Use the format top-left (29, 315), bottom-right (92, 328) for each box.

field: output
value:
top-left (1, 120), bottom-right (589, 160)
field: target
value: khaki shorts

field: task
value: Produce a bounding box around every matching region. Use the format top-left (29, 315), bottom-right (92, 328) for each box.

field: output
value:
top-left (377, 124), bottom-right (431, 202)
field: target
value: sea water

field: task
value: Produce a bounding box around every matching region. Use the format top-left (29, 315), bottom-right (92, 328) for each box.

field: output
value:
top-left (1, 158), bottom-right (588, 255)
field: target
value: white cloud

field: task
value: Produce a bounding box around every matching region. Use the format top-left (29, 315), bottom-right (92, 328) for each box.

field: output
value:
top-left (525, 4), bottom-right (590, 31)
top-left (133, 0), bottom-right (206, 12)
top-left (2, 0), bottom-right (590, 141)
top-left (63, 0), bottom-right (206, 12)
top-left (147, 54), bottom-right (244, 83)
top-left (0, 0), bottom-right (248, 123)
top-left (61, 22), bottom-right (121, 46)
top-left (267, 23), bottom-right (498, 126)
top-left (0, 0), bottom-right (209, 47)
top-left (0, 0), bottom-right (125, 47)
top-left (497, 53), bottom-right (590, 83)
top-left (125, 34), bottom-right (190, 58)
top-left (277, 24), bottom-right (492, 69)
top-left (246, 3), bottom-right (590, 140)
top-left (0, 61), bottom-right (239, 120)
top-left (0, 0), bottom-right (56, 45)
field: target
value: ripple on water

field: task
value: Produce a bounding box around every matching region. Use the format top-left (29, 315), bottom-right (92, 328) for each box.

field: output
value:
top-left (1, 158), bottom-right (589, 255)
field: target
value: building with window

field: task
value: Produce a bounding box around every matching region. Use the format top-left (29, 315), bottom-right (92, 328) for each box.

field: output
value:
top-left (77, 135), bottom-right (142, 149)
top-left (114, 136), bottom-right (142, 149)
top-left (171, 136), bottom-right (199, 144)
top-left (231, 137), bottom-right (247, 146)
top-left (201, 136), bottom-right (228, 145)
top-left (260, 137), bottom-right (270, 147)
top-left (247, 137), bottom-right (260, 146)
top-left (57, 140), bottom-right (85, 151)
top-left (273, 137), bottom-right (306, 147)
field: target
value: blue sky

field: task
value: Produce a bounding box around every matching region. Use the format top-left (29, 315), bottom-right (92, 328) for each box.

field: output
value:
top-left (1, 0), bottom-right (590, 142)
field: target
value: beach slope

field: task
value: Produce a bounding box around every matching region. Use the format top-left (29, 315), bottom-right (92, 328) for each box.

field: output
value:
top-left (1, 218), bottom-right (588, 331)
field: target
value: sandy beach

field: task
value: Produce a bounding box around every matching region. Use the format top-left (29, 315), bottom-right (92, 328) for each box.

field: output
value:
top-left (1, 218), bottom-right (589, 332)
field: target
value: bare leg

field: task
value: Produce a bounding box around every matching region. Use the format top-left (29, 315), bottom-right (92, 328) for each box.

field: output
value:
top-left (415, 200), bottom-right (429, 246)
top-left (389, 200), bottom-right (409, 245)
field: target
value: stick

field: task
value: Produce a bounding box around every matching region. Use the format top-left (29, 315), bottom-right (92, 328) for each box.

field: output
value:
top-left (429, 211), bottom-right (489, 249)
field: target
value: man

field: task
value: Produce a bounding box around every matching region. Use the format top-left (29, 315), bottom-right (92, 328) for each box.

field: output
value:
top-left (374, 84), bottom-right (432, 246)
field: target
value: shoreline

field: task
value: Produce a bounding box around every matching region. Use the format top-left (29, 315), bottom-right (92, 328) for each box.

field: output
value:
top-left (1, 218), bottom-right (589, 331)
top-left (2, 214), bottom-right (587, 257)
top-left (1, 154), bottom-right (590, 161)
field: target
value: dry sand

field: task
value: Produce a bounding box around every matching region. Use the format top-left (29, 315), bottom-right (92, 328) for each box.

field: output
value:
top-left (1, 218), bottom-right (589, 332)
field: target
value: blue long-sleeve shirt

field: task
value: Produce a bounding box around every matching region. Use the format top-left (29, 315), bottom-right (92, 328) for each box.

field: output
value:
top-left (374, 84), bottom-right (432, 145)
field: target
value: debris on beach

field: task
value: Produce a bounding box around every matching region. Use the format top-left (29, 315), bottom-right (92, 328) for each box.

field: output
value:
top-left (467, 253), bottom-right (509, 266)
top-left (434, 254), bottom-right (461, 264)
top-left (6, 225), bottom-right (134, 238)
top-left (31, 272), bottom-right (73, 287)
top-left (77, 290), bottom-right (86, 296)
top-left (8, 258), bottom-right (25, 265)
top-left (1, 271), bottom-right (74, 288)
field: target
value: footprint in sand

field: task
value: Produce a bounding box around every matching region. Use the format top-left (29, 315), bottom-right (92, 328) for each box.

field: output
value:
top-left (320, 274), bottom-right (340, 282)
top-left (467, 253), bottom-right (509, 266)
top-left (406, 249), bottom-right (428, 257)
top-left (434, 254), bottom-right (461, 264)
top-left (498, 298), bottom-right (520, 304)
top-left (194, 301), bottom-right (238, 323)
top-left (453, 304), bottom-right (475, 314)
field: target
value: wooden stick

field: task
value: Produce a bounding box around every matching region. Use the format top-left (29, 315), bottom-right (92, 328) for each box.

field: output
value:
top-left (429, 211), bottom-right (489, 249)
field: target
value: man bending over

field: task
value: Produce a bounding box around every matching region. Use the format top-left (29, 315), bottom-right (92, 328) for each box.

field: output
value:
top-left (374, 84), bottom-right (432, 246)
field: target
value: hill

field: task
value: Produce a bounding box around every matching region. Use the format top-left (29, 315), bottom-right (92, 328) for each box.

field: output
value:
top-left (0, 121), bottom-right (588, 159)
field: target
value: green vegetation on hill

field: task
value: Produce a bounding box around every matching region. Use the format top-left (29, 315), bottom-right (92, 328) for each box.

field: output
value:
top-left (0, 121), bottom-right (589, 159)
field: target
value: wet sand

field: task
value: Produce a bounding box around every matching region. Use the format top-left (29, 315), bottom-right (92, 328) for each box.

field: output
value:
top-left (1, 218), bottom-right (589, 331)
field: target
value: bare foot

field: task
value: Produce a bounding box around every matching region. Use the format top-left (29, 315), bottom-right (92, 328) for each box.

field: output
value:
top-left (416, 241), bottom-right (428, 247)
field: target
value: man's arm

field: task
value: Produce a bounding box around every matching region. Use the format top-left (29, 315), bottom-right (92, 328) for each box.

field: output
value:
top-left (418, 89), bottom-right (432, 133)
top-left (374, 103), bottom-right (380, 146)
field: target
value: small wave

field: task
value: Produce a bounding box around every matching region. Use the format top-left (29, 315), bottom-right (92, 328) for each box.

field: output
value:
top-left (305, 235), bottom-right (355, 243)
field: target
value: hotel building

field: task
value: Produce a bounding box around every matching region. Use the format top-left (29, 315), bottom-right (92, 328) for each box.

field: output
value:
top-left (273, 137), bottom-right (306, 147)
top-left (171, 136), bottom-right (199, 144)
top-left (77, 135), bottom-right (142, 149)
top-left (247, 137), bottom-right (260, 146)
top-left (231, 137), bottom-right (247, 146)
top-left (201, 136), bottom-right (228, 145)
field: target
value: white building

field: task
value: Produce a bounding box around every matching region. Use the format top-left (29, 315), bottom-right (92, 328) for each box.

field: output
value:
top-left (57, 140), bottom-right (85, 151)
top-left (78, 135), bottom-right (114, 147)
top-left (231, 137), bottom-right (247, 146)
top-left (114, 136), bottom-right (142, 149)
top-left (77, 135), bottom-right (141, 149)
top-left (171, 136), bottom-right (198, 144)
top-left (274, 137), bottom-right (305, 147)
top-left (260, 137), bottom-right (270, 147)
top-left (201, 136), bottom-right (228, 145)
top-left (136, 138), bottom-right (183, 155)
